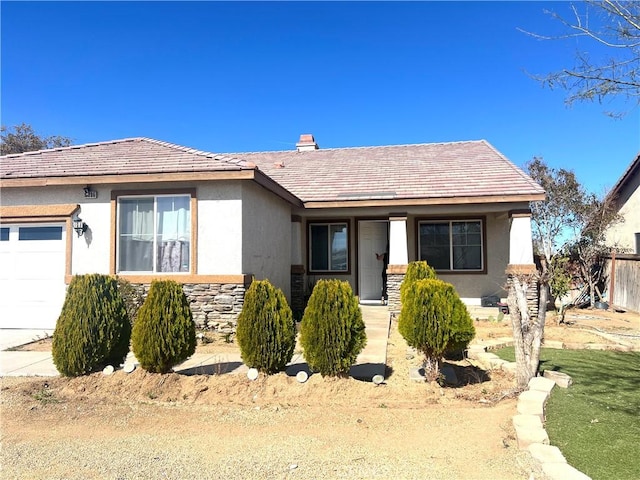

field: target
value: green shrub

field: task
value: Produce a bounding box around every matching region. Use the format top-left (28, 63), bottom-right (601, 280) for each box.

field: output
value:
top-left (52, 274), bottom-right (131, 377)
top-left (398, 278), bottom-right (475, 381)
top-left (131, 280), bottom-right (196, 373)
top-left (300, 279), bottom-right (366, 377)
top-left (236, 279), bottom-right (296, 374)
top-left (400, 261), bottom-right (437, 306)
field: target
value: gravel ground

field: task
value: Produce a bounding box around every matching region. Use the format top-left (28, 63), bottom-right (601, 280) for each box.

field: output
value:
top-left (0, 377), bottom-right (543, 480)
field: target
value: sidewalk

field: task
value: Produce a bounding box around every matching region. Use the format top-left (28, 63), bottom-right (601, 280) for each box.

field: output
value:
top-left (0, 305), bottom-right (391, 380)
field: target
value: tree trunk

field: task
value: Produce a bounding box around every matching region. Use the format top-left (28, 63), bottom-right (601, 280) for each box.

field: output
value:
top-left (507, 274), bottom-right (544, 389)
top-left (423, 355), bottom-right (441, 383)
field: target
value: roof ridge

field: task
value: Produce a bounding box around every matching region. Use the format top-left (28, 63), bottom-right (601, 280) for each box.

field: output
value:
top-left (0, 137), bottom-right (144, 159)
top-left (135, 137), bottom-right (252, 167)
top-left (1, 136), bottom-right (255, 169)
top-left (226, 139), bottom-right (486, 155)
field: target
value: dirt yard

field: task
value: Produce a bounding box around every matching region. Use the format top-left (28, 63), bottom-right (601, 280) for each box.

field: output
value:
top-left (2, 307), bottom-right (638, 479)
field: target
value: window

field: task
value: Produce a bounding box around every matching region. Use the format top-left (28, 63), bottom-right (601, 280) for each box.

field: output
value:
top-left (18, 226), bottom-right (63, 241)
top-left (0, 228), bottom-right (8, 241)
top-left (117, 195), bottom-right (191, 273)
top-left (309, 222), bottom-right (348, 272)
top-left (418, 219), bottom-right (483, 271)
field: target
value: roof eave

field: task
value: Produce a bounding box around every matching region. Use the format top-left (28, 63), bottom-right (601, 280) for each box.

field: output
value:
top-left (302, 193), bottom-right (546, 209)
top-left (607, 152), bottom-right (640, 202)
top-left (0, 169), bottom-right (256, 188)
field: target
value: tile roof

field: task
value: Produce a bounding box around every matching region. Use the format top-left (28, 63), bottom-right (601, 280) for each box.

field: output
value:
top-left (0, 137), bottom-right (254, 180)
top-left (1, 137), bottom-right (544, 205)
top-left (235, 140), bottom-right (544, 203)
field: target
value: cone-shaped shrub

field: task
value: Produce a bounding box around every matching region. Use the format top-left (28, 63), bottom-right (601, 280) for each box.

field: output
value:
top-left (131, 280), bottom-right (196, 373)
top-left (300, 279), bottom-right (366, 377)
top-left (236, 280), bottom-right (296, 374)
top-left (398, 278), bottom-right (474, 381)
top-left (445, 295), bottom-right (476, 356)
top-left (400, 260), bottom-right (437, 306)
top-left (52, 274), bottom-right (131, 377)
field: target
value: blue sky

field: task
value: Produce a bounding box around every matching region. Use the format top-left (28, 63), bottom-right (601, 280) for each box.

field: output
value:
top-left (2, 1), bottom-right (638, 194)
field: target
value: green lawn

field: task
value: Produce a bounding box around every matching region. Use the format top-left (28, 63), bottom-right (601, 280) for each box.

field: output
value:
top-left (495, 347), bottom-right (640, 480)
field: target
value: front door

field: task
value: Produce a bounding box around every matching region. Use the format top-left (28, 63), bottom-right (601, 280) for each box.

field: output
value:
top-left (358, 220), bottom-right (388, 302)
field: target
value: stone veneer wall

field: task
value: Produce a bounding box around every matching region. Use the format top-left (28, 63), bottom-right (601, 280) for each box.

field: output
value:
top-left (290, 272), bottom-right (305, 320)
top-left (386, 272), bottom-right (405, 316)
top-left (133, 282), bottom-right (246, 332)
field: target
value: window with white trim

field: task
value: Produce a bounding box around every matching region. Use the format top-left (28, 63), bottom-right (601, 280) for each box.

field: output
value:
top-left (309, 222), bottom-right (348, 272)
top-left (117, 195), bottom-right (191, 273)
top-left (418, 219), bottom-right (483, 271)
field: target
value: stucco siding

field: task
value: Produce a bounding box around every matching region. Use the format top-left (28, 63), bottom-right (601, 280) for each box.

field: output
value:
top-left (196, 182), bottom-right (244, 274)
top-left (241, 182), bottom-right (292, 298)
top-left (606, 178), bottom-right (640, 253)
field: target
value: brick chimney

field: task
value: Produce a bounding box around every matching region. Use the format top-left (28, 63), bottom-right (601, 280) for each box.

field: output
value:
top-left (296, 134), bottom-right (319, 152)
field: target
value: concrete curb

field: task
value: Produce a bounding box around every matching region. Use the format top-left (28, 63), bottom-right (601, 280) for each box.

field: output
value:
top-left (515, 375), bottom-right (592, 480)
top-left (467, 339), bottom-right (592, 480)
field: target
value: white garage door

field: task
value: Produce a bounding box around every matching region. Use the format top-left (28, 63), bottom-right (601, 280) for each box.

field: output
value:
top-left (0, 224), bottom-right (67, 329)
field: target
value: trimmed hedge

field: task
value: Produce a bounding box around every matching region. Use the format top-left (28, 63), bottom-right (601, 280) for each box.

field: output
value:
top-left (236, 279), bottom-right (296, 374)
top-left (52, 274), bottom-right (131, 377)
top-left (300, 279), bottom-right (366, 377)
top-left (131, 280), bottom-right (196, 373)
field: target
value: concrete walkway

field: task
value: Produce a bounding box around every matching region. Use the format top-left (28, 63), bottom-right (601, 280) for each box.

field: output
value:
top-left (0, 305), bottom-right (391, 380)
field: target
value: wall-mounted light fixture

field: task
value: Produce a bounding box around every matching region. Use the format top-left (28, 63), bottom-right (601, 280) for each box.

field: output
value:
top-left (73, 215), bottom-right (88, 237)
top-left (83, 186), bottom-right (98, 199)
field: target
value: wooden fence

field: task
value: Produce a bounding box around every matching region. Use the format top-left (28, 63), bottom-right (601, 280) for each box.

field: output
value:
top-left (603, 253), bottom-right (640, 313)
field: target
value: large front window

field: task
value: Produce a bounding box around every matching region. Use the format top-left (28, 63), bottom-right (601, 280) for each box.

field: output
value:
top-left (418, 219), bottom-right (483, 271)
top-left (309, 222), bottom-right (348, 272)
top-left (118, 195), bottom-right (191, 273)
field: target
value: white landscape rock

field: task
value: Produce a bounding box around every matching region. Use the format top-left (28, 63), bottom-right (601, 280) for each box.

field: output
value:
top-left (296, 371), bottom-right (308, 383)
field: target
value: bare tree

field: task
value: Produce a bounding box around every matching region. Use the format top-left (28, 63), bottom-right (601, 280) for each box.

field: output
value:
top-left (506, 158), bottom-right (583, 388)
top-left (522, 1), bottom-right (640, 113)
top-left (569, 191), bottom-right (622, 307)
top-left (1, 123), bottom-right (71, 155)
top-left (507, 271), bottom-right (544, 388)
top-left (507, 158), bottom-right (622, 388)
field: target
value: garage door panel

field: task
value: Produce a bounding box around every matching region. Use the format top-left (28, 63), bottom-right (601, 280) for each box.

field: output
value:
top-left (17, 252), bottom-right (65, 278)
top-left (0, 223), bottom-right (67, 330)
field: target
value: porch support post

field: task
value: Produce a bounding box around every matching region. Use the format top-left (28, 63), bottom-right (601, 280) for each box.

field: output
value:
top-left (291, 215), bottom-right (303, 266)
top-left (387, 214), bottom-right (409, 315)
top-left (509, 210), bottom-right (534, 265)
top-left (389, 214), bottom-right (408, 265)
top-left (290, 215), bottom-right (305, 319)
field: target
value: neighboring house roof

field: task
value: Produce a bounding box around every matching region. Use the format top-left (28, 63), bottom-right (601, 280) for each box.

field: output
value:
top-left (607, 152), bottom-right (640, 208)
top-left (237, 139), bottom-right (544, 206)
top-left (0, 136), bottom-right (544, 208)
